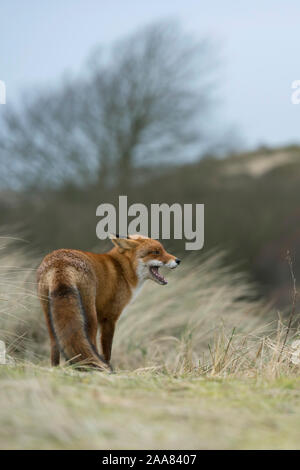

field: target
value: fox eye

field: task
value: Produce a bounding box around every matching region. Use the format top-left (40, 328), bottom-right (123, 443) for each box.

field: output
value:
top-left (150, 250), bottom-right (160, 255)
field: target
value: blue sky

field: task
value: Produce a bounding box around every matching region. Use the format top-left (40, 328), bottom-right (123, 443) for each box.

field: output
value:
top-left (1, 0), bottom-right (299, 150)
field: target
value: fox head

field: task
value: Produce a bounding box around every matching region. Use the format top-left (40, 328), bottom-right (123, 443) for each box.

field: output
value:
top-left (110, 234), bottom-right (180, 285)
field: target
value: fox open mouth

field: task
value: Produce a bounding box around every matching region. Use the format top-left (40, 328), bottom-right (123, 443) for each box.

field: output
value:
top-left (149, 266), bottom-right (168, 285)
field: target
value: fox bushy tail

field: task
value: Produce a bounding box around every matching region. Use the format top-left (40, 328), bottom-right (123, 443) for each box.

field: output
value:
top-left (48, 284), bottom-right (110, 371)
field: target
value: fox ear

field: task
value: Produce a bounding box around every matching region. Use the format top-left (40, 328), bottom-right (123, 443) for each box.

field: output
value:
top-left (109, 234), bottom-right (138, 252)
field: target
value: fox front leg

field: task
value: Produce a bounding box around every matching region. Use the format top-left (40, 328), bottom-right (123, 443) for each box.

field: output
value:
top-left (100, 318), bottom-right (116, 364)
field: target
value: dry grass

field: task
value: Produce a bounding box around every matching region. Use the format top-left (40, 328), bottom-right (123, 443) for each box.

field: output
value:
top-left (0, 238), bottom-right (48, 361)
top-left (1, 365), bottom-right (300, 450)
top-left (0, 238), bottom-right (299, 377)
top-left (0, 238), bottom-right (300, 449)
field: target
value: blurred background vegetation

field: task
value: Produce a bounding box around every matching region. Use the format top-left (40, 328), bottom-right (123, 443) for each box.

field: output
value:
top-left (0, 22), bottom-right (299, 308)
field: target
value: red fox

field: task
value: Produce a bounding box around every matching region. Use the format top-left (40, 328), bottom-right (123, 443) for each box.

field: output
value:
top-left (37, 235), bottom-right (180, 371)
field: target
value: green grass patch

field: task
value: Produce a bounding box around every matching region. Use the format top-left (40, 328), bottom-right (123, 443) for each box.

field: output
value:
top-left (0, 364), bottom-right (299, 449)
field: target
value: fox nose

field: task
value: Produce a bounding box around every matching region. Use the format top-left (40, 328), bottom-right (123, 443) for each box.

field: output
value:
top-left (175, 258), bottom-right (181, 265)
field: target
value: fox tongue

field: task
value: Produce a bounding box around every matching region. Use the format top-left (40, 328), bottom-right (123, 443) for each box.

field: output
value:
top-left (150, 266), bottom-right (167, 285)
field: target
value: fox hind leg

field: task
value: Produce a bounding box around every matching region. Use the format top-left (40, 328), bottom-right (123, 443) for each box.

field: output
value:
top-left (50, 338), bottom-right (60, 366)
top-left (78, 291), bottom-right (99, 353)
top-left (39, 293), bottom-right (60, 366)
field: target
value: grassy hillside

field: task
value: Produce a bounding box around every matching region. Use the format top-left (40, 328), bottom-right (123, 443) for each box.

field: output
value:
top-left (1, 366), bottom-right (300, 450)
top-left (0, 237), bottom-right (300, 449)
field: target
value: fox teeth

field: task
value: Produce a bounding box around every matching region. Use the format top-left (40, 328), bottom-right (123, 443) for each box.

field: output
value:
top-left (149, 266), bottom-right (167, 285)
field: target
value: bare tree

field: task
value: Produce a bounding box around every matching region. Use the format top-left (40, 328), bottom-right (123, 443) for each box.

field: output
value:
top-left (0, 21), bottom-right (217, 190)
top-left (0, 82), bottom-right (90, 189)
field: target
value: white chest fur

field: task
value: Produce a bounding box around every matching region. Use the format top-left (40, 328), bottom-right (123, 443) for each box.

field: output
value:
top-left (122, 261), bottom-right (147, 314)
top-left (122, 279), bottom-right (145, 317)
top-left (130, 280), bottom-right (145, 304)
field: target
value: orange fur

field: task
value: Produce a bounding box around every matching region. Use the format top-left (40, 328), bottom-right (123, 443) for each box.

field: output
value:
top-left (37, 236), bottom-right (179, 371)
